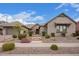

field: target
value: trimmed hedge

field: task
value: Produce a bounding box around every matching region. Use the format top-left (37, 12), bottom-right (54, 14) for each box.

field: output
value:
top-left (50, 44), bottom-right (58, 50)
top-left (2, 43), bottom-right (15, 51)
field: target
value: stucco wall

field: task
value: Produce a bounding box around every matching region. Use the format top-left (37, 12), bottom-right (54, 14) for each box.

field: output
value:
top-left (47, 16), bottom-right (76, 36)
top-left (32, 25), bottom-right (40, 34)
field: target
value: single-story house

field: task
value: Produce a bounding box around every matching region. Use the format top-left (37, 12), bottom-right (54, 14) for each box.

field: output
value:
top-left (31, 24), bottom-right (40, 34)
top-left (0, 13), bottom-right (77, 38)
top-left (0, 21), bottom-right (30, 37)
top-left (40, 13), bottom-right (76, 36)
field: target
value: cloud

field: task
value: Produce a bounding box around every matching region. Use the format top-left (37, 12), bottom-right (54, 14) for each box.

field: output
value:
top-left (55, 3), bottom-right (66, 9)
top-left (75, 18), bottom-right (79, 22)
top-left (70, 3), bottom-right (79, 12)
top-left (64, 9), bottom-right (69, 12)
top-left (33, 16), bottom-right (44, 21)
top-left (0, 11), bottom-right (45, 24)
top-left (55, 3), bottom-right (79, 12)
top-left (70, 4), bottom-right (79, 8)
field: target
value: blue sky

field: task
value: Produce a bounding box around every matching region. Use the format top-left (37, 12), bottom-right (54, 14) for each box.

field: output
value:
top-left (0, 3), bottom-right (79, 24)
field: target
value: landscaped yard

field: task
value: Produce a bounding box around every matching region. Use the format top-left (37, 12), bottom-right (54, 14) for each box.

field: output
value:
top-left (0, 34), bottom-right (79, 55)
top-left (0, 47), bottom-right (79, 55)
top-left (0, 35), bottom-right (79, 43)
top-left (41, 36), bottom-right (79, 43)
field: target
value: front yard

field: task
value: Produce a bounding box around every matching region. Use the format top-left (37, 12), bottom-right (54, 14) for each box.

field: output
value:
top-left (41, 36), bottom-right (79, 43)
top-left (0, 47), bottom-right (79, 55)
top-left (0, 35), bottom-right (79, 43)
top-left (0, 34), bottom-right (79, 55)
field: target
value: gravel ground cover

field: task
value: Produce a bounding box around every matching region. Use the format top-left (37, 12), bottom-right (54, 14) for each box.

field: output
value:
top-left (0, 47), bottom-right (79, 55)
top-left (42, 37), bottom-right (79, 43)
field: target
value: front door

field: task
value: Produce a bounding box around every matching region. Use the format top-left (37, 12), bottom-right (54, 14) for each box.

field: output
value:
top-left (35, 29), bottom-right (39, 34)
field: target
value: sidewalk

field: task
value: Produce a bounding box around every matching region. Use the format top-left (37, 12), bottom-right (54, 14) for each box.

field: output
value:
top-left (0, 42), bottom-right (79, 47)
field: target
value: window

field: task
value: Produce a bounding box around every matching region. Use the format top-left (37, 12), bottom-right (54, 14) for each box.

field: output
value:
top-left (6, 27), bottom-right (13, 35)
top-left (56, 24), bottom-right (67, 33)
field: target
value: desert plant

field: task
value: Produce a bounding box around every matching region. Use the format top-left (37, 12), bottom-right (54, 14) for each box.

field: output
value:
top-left (12, 35), bottom-right (17, 38)
top-left (45, 34), bottom-right (50, 39)
top-left (42, 31), bottom-right (47, 36)
top-left (50, 44), bottom-right (58, 50)
top-left (72, 33), bottom-right (77, 37)
top-left (51, 33), bottom-right (55, 37)
top-left (61, 33), bottom-right (66, 37)
top-left (2, 42), bottom-right (15, 51)
top-left (28, 31), bottom-right (33, 36)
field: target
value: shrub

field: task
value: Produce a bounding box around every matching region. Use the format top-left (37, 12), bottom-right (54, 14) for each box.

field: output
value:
top-left (77, 37), bottom-right (79, 40)
top-left (18, 34), bottom-right (22, 40)
top-left (61, 33), bottom-right (66, 37)
top-left (72, 33), bottom-right (77, 37)
top-left (21, 38), bottom-right (31, 43)
top-left (76, 31), bottom-right (79, 36)
top-left (45, 34), bottom-right (50, 39)
top-left (28, 31), bottom-right (33, 36)
top-left (2, 43), bottom-right (15, 51)
top-left (72, 31), bottom-right (79, 37)
top-left (42, 31), bottom-right (47, 36)
top-left (51, 33), bottom-right (55, 37)
top-left (50, 44), bottom-right (58, 50)
top-left (18, 34), bottom-right (27, 40)
top-left (72, 33), bottom-right (76, 37)
top-left (12, 35), bottom-right (17, 38)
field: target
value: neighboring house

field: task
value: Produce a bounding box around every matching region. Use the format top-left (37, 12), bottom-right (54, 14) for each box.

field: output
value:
top-left (77, 21), bottom-right (79, 32)
top-left (0, 13), bottom-right (77, 38)
top-left (0, 21), bottom-right (30, 37)
top-left (31, 24), bottom-right (40, 34)
top-left (42, 13), bottom-right (76, 36)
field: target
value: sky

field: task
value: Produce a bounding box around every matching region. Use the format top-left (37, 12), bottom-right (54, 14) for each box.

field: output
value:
top-left (0, 3), bottom-right (79, 25)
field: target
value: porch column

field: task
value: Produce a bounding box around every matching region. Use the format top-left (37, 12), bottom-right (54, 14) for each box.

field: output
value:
top-left (3, 28), bottom-right (6, 40)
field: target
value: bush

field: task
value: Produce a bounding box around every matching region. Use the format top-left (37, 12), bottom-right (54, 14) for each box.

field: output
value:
top-left (28, 31), bottom-right (33, 36)
top-left (72, 33), bottom-right (77, 37)
top-left (77, 36), bottom-right (79, 40)
top-left (72, 31), bottom-right (79, 37)
top-left (21, 38), bottom-right (31, 43)
top-left (45, 34), bottom-right (50, 39)
top-left (51, 33), bottom-right (55, 37)
top-left (42, 31), bottom-right (47, 36)
top-left (50, 44), bottom-right (58, 50)
top-left (18, 34), bottom-right (27, 40)
top-left (12, 35), bottom-right (17, 38)
top-left (76, 31), bottom-right (79, 36)
top-left (61, 33), bottom-right (66, 37)
top-left (2, 43), bottom-right (15, 51)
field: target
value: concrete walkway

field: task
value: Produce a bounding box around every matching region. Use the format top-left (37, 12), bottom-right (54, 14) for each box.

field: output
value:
top-left (0, 42), bottom-right (79, 47)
